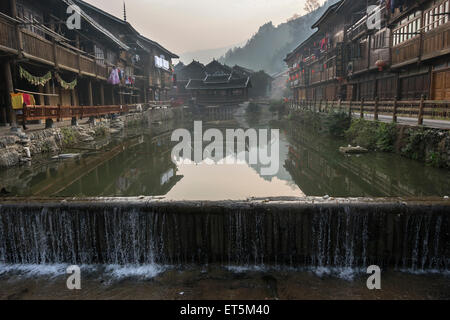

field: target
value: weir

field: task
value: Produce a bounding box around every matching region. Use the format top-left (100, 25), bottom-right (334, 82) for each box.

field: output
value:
top-left (0, 198), bottom-right (448, 271)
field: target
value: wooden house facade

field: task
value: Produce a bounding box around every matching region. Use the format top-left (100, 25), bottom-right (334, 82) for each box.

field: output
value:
top-left (285, 0), bottom-right (450, 102)
top-left (174, 60), bottom-right (272, 105)
top-left (0, 0), bottom-right (178, 126)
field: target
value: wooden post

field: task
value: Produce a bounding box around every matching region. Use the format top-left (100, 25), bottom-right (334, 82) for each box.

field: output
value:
top-left (418, 95), bottom-right (425, 125)
top-left (100, 83), bottom-right (105, 106)
top-left (22, 103), bottom-right (27, 129)
top-left (88, 79), bottom-right (94, 106)
top-left (374, 96), bottom-right (379, 121)
top-left (0, 104), bottom-right (6, 126)
top-left (4, 61), bottom-right (17, 127)
top-left (111, 86), bottom-right (115, 105)
top-left (319, 99), bottom-right (323, 112)
top-left (10, 0), bottom-right (24, 57)
top-left (360, 98), bottom-right (365, 119)
top-left (338, 98), bottom-right (342, 112)
top-left (57, 104), bottom-right (61, 122)
top-left (57, 87), bottom-right (63, 122)
top-left (393, 96), bottom-right (398, 123)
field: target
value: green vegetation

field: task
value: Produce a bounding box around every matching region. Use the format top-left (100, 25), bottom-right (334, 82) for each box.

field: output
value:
top-left (60, 127), bottom-right (79, 146)
top-left (345, 120), bottom-right (397, 151)
top-left (291, 110), bottom-right (449, 168)
top-left (94, 126), bottom-right (108, 137)
top-left (401, 128), bottom-right (448, 168)
top-left (322, 111), bottom-right (351, 138)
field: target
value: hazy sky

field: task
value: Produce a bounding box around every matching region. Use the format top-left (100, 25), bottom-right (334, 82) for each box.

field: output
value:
top-left (85, 0), bottom-right (321, 55)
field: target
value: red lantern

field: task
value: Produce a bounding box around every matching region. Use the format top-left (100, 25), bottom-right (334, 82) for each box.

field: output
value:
top-left (375, 60), bottom-right (387, 71)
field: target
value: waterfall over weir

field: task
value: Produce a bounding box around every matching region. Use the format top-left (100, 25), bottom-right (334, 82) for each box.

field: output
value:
top-left (0, 198), bottom-right (448, 271)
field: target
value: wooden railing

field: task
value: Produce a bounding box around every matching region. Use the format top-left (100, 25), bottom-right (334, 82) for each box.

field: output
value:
top-left (80, 55), bottom-right (96, 75)
top-left (391, 0), bottom-right (450, 66)
top-left (21, 30), bottom-right (54, 63)
top-left (0, 16), bottom-right (111, 79)
top-left (422, 23), bottom-right (450, 60)
top-left (391, 37), bottom-right (421, 66)
top-left (56, 45), bottom-right (78, 71)
top-left (18, 104), bottom-right (137, 122)
top-left (0, 17), bottom-right (16, 50)
top-left (97, 63), bottom-right (109, 79)
top-left (289, 97), bottom-right (450, 126)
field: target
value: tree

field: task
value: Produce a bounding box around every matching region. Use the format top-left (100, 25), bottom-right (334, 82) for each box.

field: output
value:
top-left (304, 0), bottom-right (320, 13)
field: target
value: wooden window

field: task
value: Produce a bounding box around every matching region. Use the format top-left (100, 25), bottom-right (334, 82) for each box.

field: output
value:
top-left (424, 0), bottom-right (449, 31)
top-left (393, 11), bottom-right (422, 46)
top-left (94, 45), bottom-right (105, 65)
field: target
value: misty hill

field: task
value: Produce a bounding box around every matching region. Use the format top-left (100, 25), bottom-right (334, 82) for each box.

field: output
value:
top-left (219, 0), bottom-right (340, 75)
top-left (179, 41), bottom-right (246, 65)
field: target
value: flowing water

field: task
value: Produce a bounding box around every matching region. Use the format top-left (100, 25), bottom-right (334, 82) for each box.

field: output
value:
top-left (0, 106), bottom-right (448, 299)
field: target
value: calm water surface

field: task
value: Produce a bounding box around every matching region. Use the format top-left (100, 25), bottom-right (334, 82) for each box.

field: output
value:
top-left (1, 109), bottom-right (449, 199)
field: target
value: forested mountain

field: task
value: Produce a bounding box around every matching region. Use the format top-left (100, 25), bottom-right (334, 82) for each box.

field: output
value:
top-left (219, 0), bottom-right (340, 75)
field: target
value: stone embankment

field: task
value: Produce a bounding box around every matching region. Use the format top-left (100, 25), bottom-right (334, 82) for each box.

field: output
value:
top-left (0, 111), bottom-right (147, 169)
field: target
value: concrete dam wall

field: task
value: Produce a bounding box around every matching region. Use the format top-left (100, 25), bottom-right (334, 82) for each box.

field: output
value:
top-left (0, 198), bottom-right (448, 271)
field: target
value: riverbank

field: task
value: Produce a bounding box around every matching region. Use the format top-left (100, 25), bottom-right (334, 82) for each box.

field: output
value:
top-left (290, 110), bottom-right (450, 169)
top-left (0, 107), bottom-right (182, 170)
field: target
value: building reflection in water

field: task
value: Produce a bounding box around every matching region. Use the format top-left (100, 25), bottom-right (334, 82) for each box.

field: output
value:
top-left (282, 121), bottom-right (450, 197)
top-left (1, 116), bottom-right (449, 198)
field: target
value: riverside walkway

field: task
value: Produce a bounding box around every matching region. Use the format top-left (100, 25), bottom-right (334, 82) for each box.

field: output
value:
top-left (290, 98), bottom-right (450, 130)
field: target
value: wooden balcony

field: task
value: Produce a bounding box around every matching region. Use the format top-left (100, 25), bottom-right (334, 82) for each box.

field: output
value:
top-left (0, 16), bottom-right (109, 80)
top-left (310, 65), bottom-right (336, 84)
top-left (391, 37), bottom-right (421, 67)
top-left (391, 0), bottom-right (450, 68)
top-left (422, 23), bottom-right (450, 61)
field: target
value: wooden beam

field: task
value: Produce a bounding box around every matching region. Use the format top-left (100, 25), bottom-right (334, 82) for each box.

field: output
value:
top-left (100, 83), bottom-right (105, 105)
top-left (3, 60), bottom-right (16, 126)
top-left (88, 79), bottom-right (93, 106)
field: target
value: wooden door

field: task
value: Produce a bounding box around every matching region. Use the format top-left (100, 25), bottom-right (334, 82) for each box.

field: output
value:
top-left (432, 69), bottom-right (450, 100)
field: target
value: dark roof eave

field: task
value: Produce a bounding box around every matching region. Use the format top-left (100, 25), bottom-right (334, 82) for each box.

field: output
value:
top-left (311, 1), bottom-right (342, 29)
top-left (137, 35), bottom-right (179, 59)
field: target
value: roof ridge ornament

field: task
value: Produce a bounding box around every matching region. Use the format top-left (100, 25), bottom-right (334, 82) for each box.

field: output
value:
top-left (123, 1), bottom-right (127, 22)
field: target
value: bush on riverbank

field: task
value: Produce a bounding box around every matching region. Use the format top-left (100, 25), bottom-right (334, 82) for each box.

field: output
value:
top-left (290, 110), bottom-right (449, 168)
top-left (345, 119), bottom-right (397, 151)
top-left (60, 127), bottom-right (79, 146)
top-left (400, 128), bottom-right (448, 168)
top-left (322, 111), bottom-right (351, 138)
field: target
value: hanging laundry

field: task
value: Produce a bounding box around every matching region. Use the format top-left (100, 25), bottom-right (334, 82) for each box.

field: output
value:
top-left (22, 93), bottom-right (36, 106)
top-left (10, 93), bottom-right (24, 110)
top-left (108, 67), bottom-right (120, 85)
top-left (320, 37), bottom-right (328, 50)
